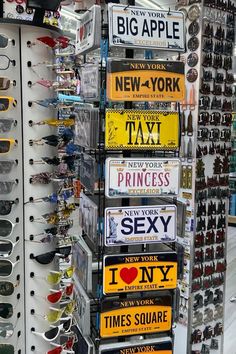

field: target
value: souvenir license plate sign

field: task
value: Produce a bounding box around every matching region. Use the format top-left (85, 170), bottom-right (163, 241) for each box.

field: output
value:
top-left (105, 158), bottom-right (180, 198)
top-left (105, 110), bottom-right (179, 150)
top-left (103, 252), bottom-right (177, 295)
top-left (76, 5), bottom-right (101, 55)
top-left (104, 205), bottom-right (177, 246)
top-left (107, 59), bottom-right (185, 102)
top-left (108, 4), bottom-right (185, 51)
top-left (99, 339), bottom-right (173, 354)
top-left (100, 296), bottom-right (172, 338)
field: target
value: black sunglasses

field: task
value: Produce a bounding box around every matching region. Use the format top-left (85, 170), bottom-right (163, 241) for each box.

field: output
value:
top-left (30, 246), bottom-right (71, 265)
top-left (0, 199), bottom-right (18, 216)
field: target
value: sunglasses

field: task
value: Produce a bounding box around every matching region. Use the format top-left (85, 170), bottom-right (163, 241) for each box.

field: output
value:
top-left (0, 238), bottom-right (19, 258)
top-left (0, 259), bottom-right (19, 277)
top-left (0, 303), bottom-right (14, 320)
top-left (30, 118), bottom-right (75, 127)
top-left (0, 323), bottom-right (14, 339)
top-left (0, 281), bottom-right (18, 296)
top-left (47, 284), bottom-right (74, 304)
top-left (30, 246), bottom-right (71, 265)
top-left (0, 344), bottom-right (14, 354)
top-left (36, 301), bottom-right (76, 324)
top-left (0, 160), bottom-right (17, 175)
top-left (0, 97), bottom-right (17, 112)
top-left (28, 36), bottom-right (70, 49)
top-left (29, 190), bottom-right (74, 204)
top-left (48, 335), bottom-right (77, 354)
top-left (0, 119), bottom-right (17, 133)
top-left (0, 199), bottom-right (18, 216)
top-left (0, 180), bottom-right (18, 194)
top-left (33, 266), bottom-right (75, 285)
top-left (0, 139), bottom-right (17, 154)
top-left (0, 34), bottom-right (14, 49)
top-left (0, 77), bottom-right (16, 90)
top-left (0, 219), bottom-right (18, 237)
top-left (0, 54), bottom-right (16, 70)
top-left (32, 317), bottom-right (72, 342)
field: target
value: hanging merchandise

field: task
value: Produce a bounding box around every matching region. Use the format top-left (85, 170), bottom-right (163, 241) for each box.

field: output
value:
top-left (106, 59), bottom-right (185, 102)
top-left (104, 205), bottom-right (177, 246)
top-left (105, 158), bottom-right (180, 198)
top-left (105, 110), bottom-right (179, 150)
top-left (108, 4), bottom-right (185, 51)
top-left (103, 251), bottom-right (178, 295)
top-left (75, 4), bottom-right (101, 55)
top-left (100, 295), bottom-right (172, 338)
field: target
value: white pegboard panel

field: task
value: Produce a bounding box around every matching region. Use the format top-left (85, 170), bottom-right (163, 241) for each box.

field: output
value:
top-left (0, 23), bottom-right (25, 354)
top-left (20, 25), bottom-right (63, 354)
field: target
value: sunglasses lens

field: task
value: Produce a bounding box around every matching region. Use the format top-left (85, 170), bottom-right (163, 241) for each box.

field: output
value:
top-left (0, 260), bottom-right (13, 276)
top-left (63, 318), bottom-right (72, 332)
top-left (0, 303), bottom-right (13, 319)
top-left (0, 323), bottom-right (14, 339)
top-left (0, 99), bottom-right (10, 112)
top-left (64, 301), bottom-right (75, 315)
top-left (0, 201), bottom-right (12, 216)
top-left (64, 266), bottom-right (74, 279)
top-left (35, 251), bottom-right (55, 265)
top-left (0, 141), bottom-right (10, 153)
top-left (0, 56), bottom-right (11, 71)
top-left (0, 78), bottom-right (10, 90)
top-left (0, 220), bottom-right (13, 237)
top-left (57, 246), bottom-right (71, 258)
top-left (47, 347), bottom-right (63, 354)
top-left (47, 290), bottom-right (63, 304)
top-left (0, 119), bottom-right (13, 133)
top-left (44, 327), bottom-right (60, 341)
top-left (65, 284), bottom-right (74, 296)
top-left (47, 272), bottom-right (62, 285)
top-left (0, 161), bottom-right (14, 174)
top-left (0, 181), bottom-right (15, 194)
top-left (0, 344), bottom-right (14, 354)
top-left (47, 309), bottom-right (62, 324)
top-left (0, 35), bottom-right (9, 48)
top-left (0, 282), bottom-right (14, 296)
top-left (0, 240), bottom-right (13, 257)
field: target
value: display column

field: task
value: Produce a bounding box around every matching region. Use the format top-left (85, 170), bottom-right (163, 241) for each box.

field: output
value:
top-left (20, 25), bottom-right (61, 354)
top-left (0, 23), bottom-right (25, 354)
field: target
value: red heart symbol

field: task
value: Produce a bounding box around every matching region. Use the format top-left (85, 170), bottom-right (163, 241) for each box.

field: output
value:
top-left (120, 267), bottom-right (138, 285)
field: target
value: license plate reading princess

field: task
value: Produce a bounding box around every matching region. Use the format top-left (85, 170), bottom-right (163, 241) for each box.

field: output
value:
top-left (105, 158), bottom-right (180, 198)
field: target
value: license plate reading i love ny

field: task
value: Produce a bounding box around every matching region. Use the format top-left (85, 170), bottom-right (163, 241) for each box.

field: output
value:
top-left (103, 252), bottom-right (177, 295)
top-left (100, 296), bottom-right (172, 338)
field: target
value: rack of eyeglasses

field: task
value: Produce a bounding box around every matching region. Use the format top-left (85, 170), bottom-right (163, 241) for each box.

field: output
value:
top-left (0, 15), bottom-right (82, 353)
top-left (0, 23), bottom-right (26, 354)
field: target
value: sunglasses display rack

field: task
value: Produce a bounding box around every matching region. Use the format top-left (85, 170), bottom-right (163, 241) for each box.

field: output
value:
top-left (0, 14), bottom-right (80, 352)
top-left (0, 24), bottom-right (25, 354)
top-left (174, 1), bottom-right (235, 353)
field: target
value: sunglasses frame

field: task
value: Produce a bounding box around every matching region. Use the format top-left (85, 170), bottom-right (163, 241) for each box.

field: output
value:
top-left (0, 97), bottom-right (17, 112)
top-left (0, 259), bottom-right (19, 277)
top-left (32, 317), bottom-right (73, 342)
top-left (0, 218), bottom-right (17, 237)
top-left (0, 139), bottom-right (17, 155)
top-left (0, 237), bottom-right (19, 258)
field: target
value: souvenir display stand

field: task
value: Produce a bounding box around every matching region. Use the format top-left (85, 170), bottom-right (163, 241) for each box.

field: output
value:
top-left (0, 16), bottom-right (77, 354)
top-left (0, 22), bottom-right (25, 354)
top-left (174, 1), bottom-right (235, 353)
top-left (0, 1), bottom-right (235, 354)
